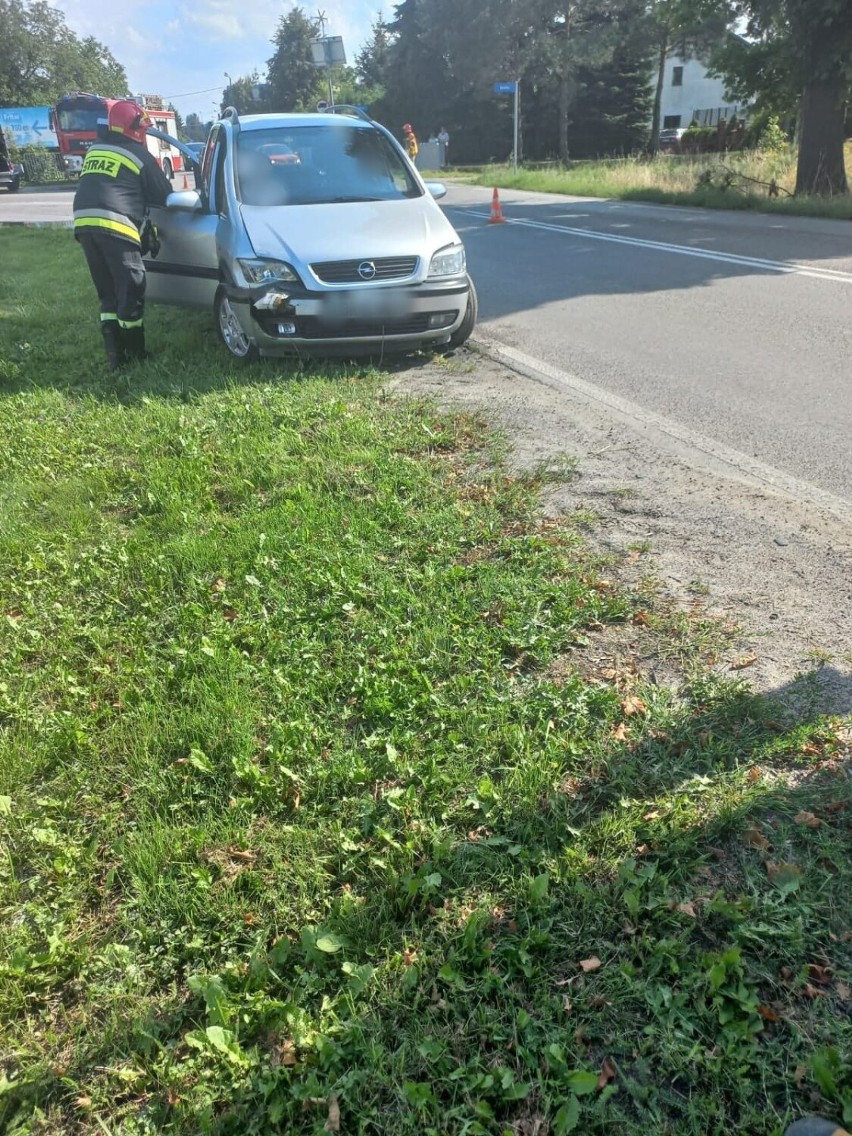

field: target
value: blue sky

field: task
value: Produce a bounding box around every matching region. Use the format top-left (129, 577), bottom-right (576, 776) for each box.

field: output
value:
top-left (53, 0), bottom-right (382, 122)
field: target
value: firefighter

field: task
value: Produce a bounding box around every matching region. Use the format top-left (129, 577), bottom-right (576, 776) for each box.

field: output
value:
top-left (72, 99), bottom-right (172, 373)
top-left (402, 123), bottom-right (418, 162)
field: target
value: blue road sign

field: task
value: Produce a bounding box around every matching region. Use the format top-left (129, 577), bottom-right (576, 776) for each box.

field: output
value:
top-left (492, 81), bottom-right (517, 95)
top-left (0, 106), bottom-right (58, 148)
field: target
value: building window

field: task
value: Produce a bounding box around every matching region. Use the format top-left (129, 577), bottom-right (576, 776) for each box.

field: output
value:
top-left (672, 66), bottom-right (684, 87)
top-left (663, 115), bottom-right (682, 129)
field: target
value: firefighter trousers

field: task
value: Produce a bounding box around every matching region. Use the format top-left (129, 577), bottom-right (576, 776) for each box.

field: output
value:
top-left (76, 228), bottom-right (147, 328)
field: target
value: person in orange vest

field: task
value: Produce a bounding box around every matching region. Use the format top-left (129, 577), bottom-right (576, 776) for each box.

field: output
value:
top-left (402, 123), bottom-right (418, 162)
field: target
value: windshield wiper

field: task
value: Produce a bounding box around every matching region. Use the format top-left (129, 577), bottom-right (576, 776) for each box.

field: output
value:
top-left (326, 195), bottom-right (383, 203)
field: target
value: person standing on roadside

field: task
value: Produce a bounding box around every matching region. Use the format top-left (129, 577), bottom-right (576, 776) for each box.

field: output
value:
top-left (438, 125), bottom-right (450, 166)
top-left (402, 123), bottom-right (418, 163)
top-left (73, 99), bottom-right (172, 375)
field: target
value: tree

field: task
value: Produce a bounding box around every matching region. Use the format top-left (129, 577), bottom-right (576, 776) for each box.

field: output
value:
top-left (222, 72), bottom-right (267, 116)
top-left (715, 0), bottom-right (851, 195)
top-left (266, 6), bottom-right (323, 113)
top-left (0, 0), bottom-right (127, 106)
top-left (355, 14), bottom-right (393, 92)
top-left (184, 113), bottom-right (212, 142)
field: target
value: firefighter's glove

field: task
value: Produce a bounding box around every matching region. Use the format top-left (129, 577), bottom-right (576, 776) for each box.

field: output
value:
top-left (140, 218), bottom-right (160, 259)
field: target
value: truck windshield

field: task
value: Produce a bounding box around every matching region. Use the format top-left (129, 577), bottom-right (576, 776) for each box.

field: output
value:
top-left (57, 106), bottom-right (102, 133)
top-left (236, 124), bottom-right (422, 207)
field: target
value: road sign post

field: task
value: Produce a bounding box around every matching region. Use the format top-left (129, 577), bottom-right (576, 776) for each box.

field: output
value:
top-left (492, 80), bottom-right (520, 172)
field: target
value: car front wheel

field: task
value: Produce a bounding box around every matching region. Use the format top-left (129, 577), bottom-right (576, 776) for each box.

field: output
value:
top-left (447, 274), bottom-right (478, 350)
top-left (163, 159), bottom-right (173, 181)
top-left (215, 289), bottom-right (259, 363)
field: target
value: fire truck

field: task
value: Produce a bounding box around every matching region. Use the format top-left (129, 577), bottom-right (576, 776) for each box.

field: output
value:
top-left (52, 92), bottom-right (187, 180)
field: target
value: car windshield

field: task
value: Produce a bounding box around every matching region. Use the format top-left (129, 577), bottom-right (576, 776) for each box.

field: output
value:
top-left (235, 124), bottom-right (422, 207)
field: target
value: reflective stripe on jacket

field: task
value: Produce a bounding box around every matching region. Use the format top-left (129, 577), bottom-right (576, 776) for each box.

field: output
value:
top-left (73, 135), bottom-right (172, 245)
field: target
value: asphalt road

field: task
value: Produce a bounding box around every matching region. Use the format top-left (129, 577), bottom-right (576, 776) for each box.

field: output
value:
top-left (444, 185), bottom-right (852, 510)
top-left (5, 181), bottom-right (850, 510)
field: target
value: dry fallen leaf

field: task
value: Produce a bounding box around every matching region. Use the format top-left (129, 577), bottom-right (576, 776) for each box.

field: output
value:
top-left (793, 810), bottom-right (821, 829)
top-left (278, 1040), bottom-right (297, 1067)
top-left (801, 742), bottom-right (822, 756)
top-left (597, 1058), bottom-right (617, 1090)
top-left (746, 766), bottom-right (763, 783)
top-left (612, 722), bottom-right (631, 742)
top-left (632, 611), bottom-right (650, 626)
top-left (802, 982), bottom-right (826, 999)
top-left (643, 809), bottom-right (663, 821)
top-left (210, 576), bottom-right (227, 592)
top-left (579, 956), bottom-right (602, 973)
top-left (794, 1064), bottom-right (807, 1087)
top-left (730, 653), bottom-right (758, 671)
top-left (766, 861), bottom-right (802, 885)
top-left (835, 982), bottom-right (851, 1000)
top-left (402, 949), bottom-right (418, 966)
top-left (562, 995), bottom-right (573, 1013)
top-left (807, 963), bottom-right (832, 985)
top-left (621, 695), bottom-right (648, 717)
top-left (325, 1094), bottom-right (341, 1133)
top-left (743, 826), bottom-right (771, 852)
top-left (757, 1004), bottom-right (780, 1022)
top-left (675, 901), bottom-right (697, 919)
top-left (75, 1097), bottom-right (93, 1110)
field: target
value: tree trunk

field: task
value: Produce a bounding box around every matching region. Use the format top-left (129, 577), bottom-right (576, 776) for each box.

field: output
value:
top-left (649, 32), bottom-right (667, 156)
top-left (795, 75), bottom-right (849, 196)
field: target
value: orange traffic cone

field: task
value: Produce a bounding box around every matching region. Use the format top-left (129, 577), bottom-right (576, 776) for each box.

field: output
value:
top-left (488, 186), bottom-right (506, 224)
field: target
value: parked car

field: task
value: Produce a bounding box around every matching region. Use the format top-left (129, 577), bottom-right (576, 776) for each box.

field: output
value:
top-left (185, 141), bottom-right (206, 162)
top-left (658, 127), bottom-right (687, 153)
top-left (0, 126), bottom-right (22, 193)
top-left (146, 107), bottom-right (476, 360)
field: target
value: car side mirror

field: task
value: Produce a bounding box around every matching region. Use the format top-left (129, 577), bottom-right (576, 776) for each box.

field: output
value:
top-left (166, 189), bottom-right (202, 211)
top-left (425, 181), bottom-right (447, 200)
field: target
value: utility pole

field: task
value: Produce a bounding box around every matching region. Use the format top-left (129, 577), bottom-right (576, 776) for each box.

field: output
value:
top-left (316, 9), bottom-right (334, 107)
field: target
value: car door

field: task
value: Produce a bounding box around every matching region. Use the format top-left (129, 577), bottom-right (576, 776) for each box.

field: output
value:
top-left (145, 128), bottom-right (222, 307)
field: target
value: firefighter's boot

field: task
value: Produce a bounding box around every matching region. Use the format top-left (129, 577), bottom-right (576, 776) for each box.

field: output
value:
top-left (100, 320), bottom-right (123, 373)
top-left (120, 325), bottom-right (150, 362)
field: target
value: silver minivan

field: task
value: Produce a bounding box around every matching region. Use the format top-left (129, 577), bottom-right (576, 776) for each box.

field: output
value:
top-left (146, 107), bottom-right (477, 360)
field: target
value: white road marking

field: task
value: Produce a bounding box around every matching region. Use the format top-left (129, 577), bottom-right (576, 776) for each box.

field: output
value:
top-left (461, 209), bottom-right (852, 285)
top-left (475, 334), bottom-right (852, 528)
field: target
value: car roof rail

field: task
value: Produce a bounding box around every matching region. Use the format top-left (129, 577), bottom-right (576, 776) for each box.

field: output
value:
top-left (220, 106), bottom-right (240, 124)
top-left (320, 104), bottom-right (374, 124)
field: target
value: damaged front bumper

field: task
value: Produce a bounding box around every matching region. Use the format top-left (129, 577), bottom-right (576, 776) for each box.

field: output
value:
top-left (224, 277), bottom-right (470, 356)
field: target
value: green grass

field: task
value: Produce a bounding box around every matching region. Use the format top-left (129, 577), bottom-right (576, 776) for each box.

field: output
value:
top-left (455, 145), bottom-right (852, 220)
top-left (1, 230), bottom-right (851, 1136)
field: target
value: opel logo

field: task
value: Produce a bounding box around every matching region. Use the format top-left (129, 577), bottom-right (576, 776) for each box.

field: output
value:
top-left (358, 261), bottom-right (377, 280)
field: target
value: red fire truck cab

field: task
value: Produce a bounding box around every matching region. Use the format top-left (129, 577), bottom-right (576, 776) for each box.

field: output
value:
top-left (52, 92), bottom-right (186, 181)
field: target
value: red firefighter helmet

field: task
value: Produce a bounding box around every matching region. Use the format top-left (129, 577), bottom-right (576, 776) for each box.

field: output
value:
top-left (108, 100), bottom-right (151, 144)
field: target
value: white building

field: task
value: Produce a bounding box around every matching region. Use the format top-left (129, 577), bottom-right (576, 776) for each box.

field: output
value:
top-left (659, 52), bottom-right (745, 129)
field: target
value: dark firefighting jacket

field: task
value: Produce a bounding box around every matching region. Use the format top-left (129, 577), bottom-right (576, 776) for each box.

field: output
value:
top-left (72, 134), bottom-right (172, 245)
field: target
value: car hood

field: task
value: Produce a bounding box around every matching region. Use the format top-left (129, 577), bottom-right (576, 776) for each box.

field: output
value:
top-left (239, 197), bottom-right (459, 279)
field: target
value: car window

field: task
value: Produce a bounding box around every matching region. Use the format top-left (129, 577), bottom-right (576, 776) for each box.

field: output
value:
top-left (235, 124), bottom-right (422, 207)
top-left (201, 127), bottom-right (218, 195)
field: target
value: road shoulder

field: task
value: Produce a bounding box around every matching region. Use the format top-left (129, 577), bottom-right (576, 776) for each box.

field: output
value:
top-left (390, 345), bottom-right (852, 715)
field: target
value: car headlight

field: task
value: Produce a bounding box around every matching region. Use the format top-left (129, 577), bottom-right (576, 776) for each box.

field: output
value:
top-left (237, 258), bottom-right (300, 285)
top-left (427, 243), bottom-right (466, 278)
